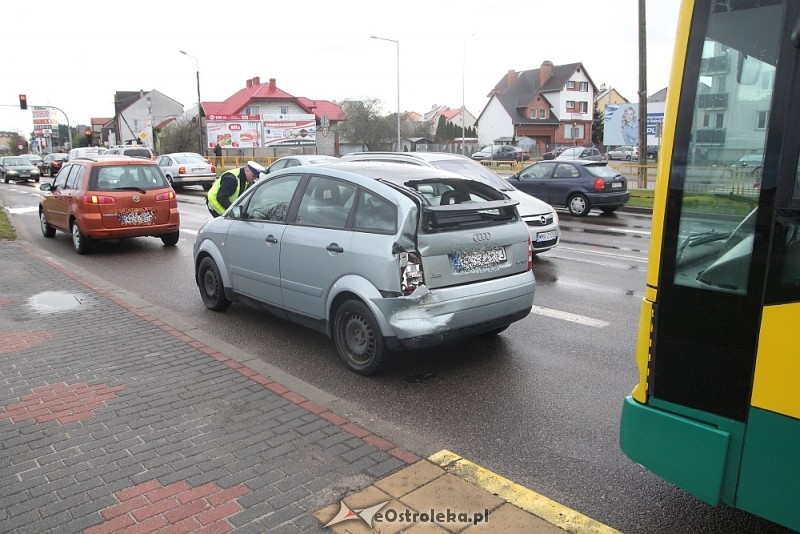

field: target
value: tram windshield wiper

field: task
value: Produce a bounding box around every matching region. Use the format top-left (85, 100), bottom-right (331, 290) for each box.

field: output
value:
top-left (677, 230), bottom-right (731, 262)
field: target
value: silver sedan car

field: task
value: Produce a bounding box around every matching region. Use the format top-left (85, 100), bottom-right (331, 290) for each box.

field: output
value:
top-left (156, 152), bottom-right (217, 190)
top-left (193, 162), bottom-right (535, 375)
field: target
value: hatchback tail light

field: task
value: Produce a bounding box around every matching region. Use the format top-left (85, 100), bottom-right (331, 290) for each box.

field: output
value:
top-left (528, 237), bottom-right (533, 270)
top-left (400, 251), bottom-right (424, 295)
top-left (155, 191), bottom-right (176, 201)
top-left (82, 195), bottom-right (116, 205)
top-left (178, 166), bottom-right (186, 174)
top-left (593, 178), bottom-right (605, 193)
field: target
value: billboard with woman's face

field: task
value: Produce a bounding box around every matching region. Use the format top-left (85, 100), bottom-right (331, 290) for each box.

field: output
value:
top-left (603, 103), bottom-right (665, 146)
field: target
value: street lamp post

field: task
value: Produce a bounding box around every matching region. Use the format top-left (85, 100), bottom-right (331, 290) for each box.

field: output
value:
top-left (370, 36), bottom-right (400, 151)
top-left (180, 50), bottom-right (203, 156)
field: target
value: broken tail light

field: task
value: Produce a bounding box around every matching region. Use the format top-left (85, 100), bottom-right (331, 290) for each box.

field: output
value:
top-left (400, 251), bottom-right (424, 295)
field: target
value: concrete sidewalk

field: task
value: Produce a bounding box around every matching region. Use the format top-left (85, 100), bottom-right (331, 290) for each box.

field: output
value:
top-left (0, 239), bottom-right (616, 533)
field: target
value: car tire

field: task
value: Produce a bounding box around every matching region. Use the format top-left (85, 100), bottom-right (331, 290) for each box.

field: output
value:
top-left (160, 231), bottom-right (179, 246)
top-left (334, 300), bottom-right (387, 375)
top-left (71, 221), bottom-right (92, 254)
top-left (567, 194), bottom-right (591, 217)
top-left (34, 176), bottom-right (39, 183)
top-left (40, 210), bottom-right (56, 238)
top-left (198, 256), bottom-right (231, 311)
top-left (202, 183), bottom-right (212, 191)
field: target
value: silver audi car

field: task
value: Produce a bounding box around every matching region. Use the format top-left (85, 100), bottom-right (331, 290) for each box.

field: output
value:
top-left (193, 161), bottom-right (535, 375)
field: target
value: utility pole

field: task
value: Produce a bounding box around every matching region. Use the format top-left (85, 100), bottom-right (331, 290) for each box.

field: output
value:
top-left (638, 0), bottom-right (648, 189)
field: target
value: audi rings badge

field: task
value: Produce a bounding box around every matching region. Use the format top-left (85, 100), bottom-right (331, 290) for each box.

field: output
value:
top-left (132, 195), bottom-right (141, 203)
top-left (472, 232), bottom-right (491, 242)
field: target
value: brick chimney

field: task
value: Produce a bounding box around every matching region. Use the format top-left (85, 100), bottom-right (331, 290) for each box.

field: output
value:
top-left (246, 79), bottom-right (252, 88)
top-left (269, 78), bottom-right (276, 90)
top-left (506, 69), bottom-right (517, 87)
top-left (252, 76), bottom-right (260, 86)
top-left (540, 60), bottom-right (554, 86)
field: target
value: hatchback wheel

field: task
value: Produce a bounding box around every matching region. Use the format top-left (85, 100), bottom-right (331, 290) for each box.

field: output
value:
top-left (198, 257), bottom-right (231, 311)
top-left (334, 300), bottom-right (387, 375)
top-left (568, 194), bottom-right (591, 217)
top-left (71, 222), bottom-right (92, 254)
top-left (160, 231), bottom-right (180, 246)
top-left (40, 210), bottom-right (56, 238)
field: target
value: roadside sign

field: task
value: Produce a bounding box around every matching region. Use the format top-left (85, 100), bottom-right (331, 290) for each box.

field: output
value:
top-left (322, 127), bottom-right (329, 137)
top-left (321, 113), bottom-right (330, 129)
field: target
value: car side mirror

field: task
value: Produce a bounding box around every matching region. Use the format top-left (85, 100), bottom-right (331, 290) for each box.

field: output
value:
top-left (39, 183), bottom-right (54, 192)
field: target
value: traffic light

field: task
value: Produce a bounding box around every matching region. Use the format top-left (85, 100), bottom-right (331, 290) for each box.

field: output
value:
top-left (19, 94), bottom-right (27, 110)
top-left (85, 129), bottom-right (93, 146)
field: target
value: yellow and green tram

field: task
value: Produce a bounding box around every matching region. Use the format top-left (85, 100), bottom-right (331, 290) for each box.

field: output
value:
top-left (619, 0), bottom-right (800, 530)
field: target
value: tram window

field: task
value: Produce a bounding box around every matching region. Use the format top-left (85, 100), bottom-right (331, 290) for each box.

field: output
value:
top-left (767, 165), bottom-right (800, 302)
top-left (672, 4), bottom-right (782, 295)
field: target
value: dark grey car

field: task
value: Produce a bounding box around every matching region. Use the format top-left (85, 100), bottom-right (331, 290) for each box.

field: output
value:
top-left (508, 160), bottom-right (630, 216)
top-left (0, 156), bottom-right (41, 183)
top-left (193, 162), bottom-right (535, 375)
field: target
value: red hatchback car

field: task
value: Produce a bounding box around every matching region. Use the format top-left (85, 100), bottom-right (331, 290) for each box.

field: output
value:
top-left (38, 156), bottom-right (180, 254)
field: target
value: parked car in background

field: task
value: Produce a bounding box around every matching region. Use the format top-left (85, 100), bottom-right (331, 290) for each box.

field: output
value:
top-left (193, 162), bottom-right (535, 375)
top-left (263, 154), bottom-right (338, 175)
top-left (39, 153), bottom-right (68, 177)
top-left (67, 146), bottom-right (107, 161)
top-left (555, 147), bottom-right (603, 161)
top-left (157, 152), bottom-right (217, 190)
top-left (607, 146), bottom-right (639, 161)
top-left (38, 155), bottom-right (180, 254)
top-left (542, 145), bottom-right (571, 160)
top-left (339, 151), bottom-right (559, 253)
top-left (508, 160), bottom-right (630, 217)
top-left (105, 146), bottom-right (155, 159)
top-left (733, 153), bottom-right (764, 169)
top-left (1, 156), bottom-right (41, 183)
top-left (471, 145), bottom-right (529, 162)
top-left (647, 146), bottom-right (660, 160)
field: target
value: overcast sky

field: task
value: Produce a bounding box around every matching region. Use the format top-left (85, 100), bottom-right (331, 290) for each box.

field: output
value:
top-left (2, 0), bottom-right (680, 138)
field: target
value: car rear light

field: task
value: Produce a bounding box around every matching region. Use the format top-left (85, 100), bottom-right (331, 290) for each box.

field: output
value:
top-left (528, 237), bottom-right (533, 270)
top-left (400, 251), bottom-right (424, 295)
top-left (155, 191), bottom-right (176, 201)
top-left (82, 195), bottom-right (116, 204)
top-left (594, 178), bottom-right (605, 193)
top-left (210, 165), bottom-right (216, 173)
top-left (178, 166), bottom-right (186, 174)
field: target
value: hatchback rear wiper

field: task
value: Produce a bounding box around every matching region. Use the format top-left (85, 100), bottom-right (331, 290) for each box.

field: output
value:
top-left (113, 186), bottom-right (147, 193)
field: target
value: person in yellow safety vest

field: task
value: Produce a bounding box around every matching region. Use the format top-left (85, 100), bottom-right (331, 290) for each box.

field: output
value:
top-left (206, 160), bottom-right (265, 217)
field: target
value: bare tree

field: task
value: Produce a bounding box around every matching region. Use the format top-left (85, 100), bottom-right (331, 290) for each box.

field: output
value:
top-left (156, 117), bottom-right (201, 154)
top-left (337, 99), bottom-right (396, 151)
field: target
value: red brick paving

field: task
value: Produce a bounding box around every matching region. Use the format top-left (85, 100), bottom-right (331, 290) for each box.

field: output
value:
top-left (0, 382), bottom-right (125, 425)
top-left (86, 481), bottom-right (251, 534)
top-left (0, 331), bottom-right (58, 354)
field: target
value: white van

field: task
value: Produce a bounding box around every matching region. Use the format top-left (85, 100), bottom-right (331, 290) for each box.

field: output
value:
top-left (67, 147), bottom-right (107, 161)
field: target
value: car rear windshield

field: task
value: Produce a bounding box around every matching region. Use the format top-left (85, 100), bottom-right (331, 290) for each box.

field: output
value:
top-left (427, 159), bottom-right (515, 192)
top-left (402, 178), bottom-right (518, 232)
top-left (124, 149), bottom-right (153, 159)
top-left (585, 165), bottom-right (622, 178)
top-left (174, 154), bottom-right (206, 164)
top-left (90, 165), bottom-right (169, 191)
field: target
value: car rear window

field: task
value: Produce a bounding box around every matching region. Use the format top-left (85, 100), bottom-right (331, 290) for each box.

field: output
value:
top-left (89, 165), bottom-right (169, 191)
top-left (174, 154), bottom-right (206, 164)
top-left (124, 149), bottom-right (153, 159)
top-left (428, 159), bottom-right (515, 191)
top-left (585, 165), bottom-right (621, 178)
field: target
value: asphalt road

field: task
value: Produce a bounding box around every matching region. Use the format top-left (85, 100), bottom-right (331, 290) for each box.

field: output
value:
top-left (0, 180), bottom-right (791, 534)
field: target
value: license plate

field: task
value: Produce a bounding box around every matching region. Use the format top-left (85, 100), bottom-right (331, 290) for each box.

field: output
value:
top-left (612, 182), bottom-right (623, 189)
top-left (449, 247), bottom-right (506, 274)
top-left (536, 230), bottom-right (557, 242)
top-left (119, 208), bottom-right (156, 226)
top-left (192, 168), bottom-right (205, 173)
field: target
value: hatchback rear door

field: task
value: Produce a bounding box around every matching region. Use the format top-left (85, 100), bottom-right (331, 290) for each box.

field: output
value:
top-left (91, 165), bottom-right (174, 229)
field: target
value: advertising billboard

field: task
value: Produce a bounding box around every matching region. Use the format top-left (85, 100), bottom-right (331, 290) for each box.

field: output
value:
top-left (262, 114), bottom-right (317, 147)
top-left (603, 102), bottom-right (665, 146)
top-left (206, 114), bottom-right (261, 149)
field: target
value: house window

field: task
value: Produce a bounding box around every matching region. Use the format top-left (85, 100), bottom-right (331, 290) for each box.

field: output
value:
top-left (757, 110), bottom-right (769, 129)
top-left (244, 106), bottom-right (259, 116)
top-left (529, 109), bottom-right (536, 119)
top-left (281, 106), bottom-right (289, 114)
top-left (133, 119), bottom-right (139, 130)
top-left (579, 102), bottom-right (588, 113)
top-left (703, 113), bottom-right (711, 127)
top-left (565, 124), bottom-right (585, 139)
top-left (540, 109), bottom-right (548, 119)
top-left (566, 101), bottom-right (575, 109)
top-left (567, 81), bottom-right (575, 89)
top-left (715, 113), bottom-right (724, 128)
top-left (580, 82), bottom-right (588, 92)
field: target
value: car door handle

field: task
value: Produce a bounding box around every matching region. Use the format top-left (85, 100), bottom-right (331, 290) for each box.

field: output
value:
top-left (326, 243), bottom-right (344, 253)
top-left (265, 235), bottom-right (278, 244)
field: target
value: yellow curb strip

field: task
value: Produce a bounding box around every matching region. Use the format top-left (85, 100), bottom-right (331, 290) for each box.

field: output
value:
top-left (428, 450), bottom-right (621, 534)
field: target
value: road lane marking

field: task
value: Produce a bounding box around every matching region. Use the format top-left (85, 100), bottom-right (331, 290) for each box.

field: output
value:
top-left (606, 228), bottom-right (651, 236)
top-left (7, 206), bottom-right (39, 214)
top-left (557, 246), bottom-right (648, 263)
top-left (530, 305), bottom-right (609, 328)
top-left (181, 228), bottom-right (198, 236)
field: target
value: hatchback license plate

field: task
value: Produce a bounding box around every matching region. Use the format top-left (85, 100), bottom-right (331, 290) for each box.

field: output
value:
top-left (536, 230), bottom-right (557, 242)
top-left (449, 247), bottom-right (506, 273)
top-left (612, 182), bottom-right (623, 189)
top-left (119, 208), bottom-right (156, 226)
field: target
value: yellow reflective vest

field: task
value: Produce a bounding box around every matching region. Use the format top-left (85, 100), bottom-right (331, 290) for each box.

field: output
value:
top-left (206, 169), bottom-right (243, 216)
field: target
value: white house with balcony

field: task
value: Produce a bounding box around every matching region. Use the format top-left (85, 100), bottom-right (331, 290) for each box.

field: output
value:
top-left (475, 61), bottom-right (598, 155)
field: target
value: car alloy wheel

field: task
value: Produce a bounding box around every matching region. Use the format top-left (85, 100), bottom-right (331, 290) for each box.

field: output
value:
top-left (334, 300), bottom-right (387, 375)
top-left (71, 222), bottom-right (92, 254)
top-left (40, 211), bottom-right (56, 238)
top-left (198, 257), bottom-right (231, 311)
